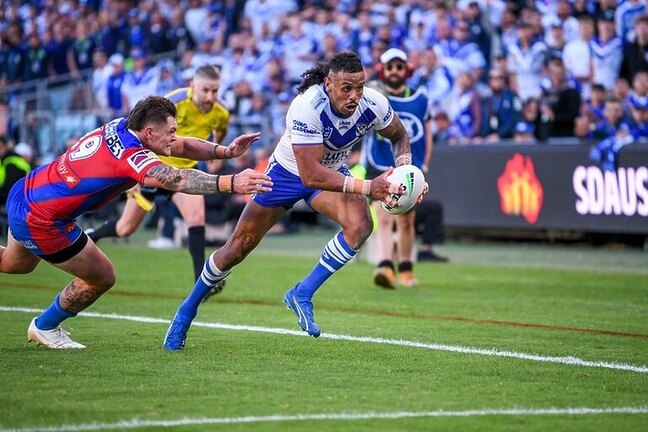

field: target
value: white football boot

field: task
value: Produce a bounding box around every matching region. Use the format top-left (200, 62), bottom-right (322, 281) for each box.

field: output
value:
top-left (27, 318), bottom-right (86, 349)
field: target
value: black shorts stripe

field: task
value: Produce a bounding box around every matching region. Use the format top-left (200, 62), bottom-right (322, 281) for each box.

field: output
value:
top-left (40, 232), bottom-right (89, 264)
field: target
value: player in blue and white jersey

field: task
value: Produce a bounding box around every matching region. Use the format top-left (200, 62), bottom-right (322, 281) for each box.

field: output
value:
top-left (164, 52), bottom-right (415, 348)
top-left (362, 48), bottom-right (433, 289)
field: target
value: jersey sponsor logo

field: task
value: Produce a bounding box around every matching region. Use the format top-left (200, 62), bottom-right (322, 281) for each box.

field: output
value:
top-left (382, 106), bottom-right (394, 124)
top-left (292, 119), bottom-right (317, 135)
top-left (355, 123), bottom-right (373, 137)
top-left (338, 120), bottom-right (352, 130)
top-left (56, 154), bottom-right (80, 187)
top-left (69, 135), bottom-right (102, 161)
top-left (321, 149), bottom-right (350, 167)
top-left (497, 154), bottom-right (543, 224)
top-left (128, 150), bottom-right (160, 173)
top-left (104, 119), bottom-right (125, 159)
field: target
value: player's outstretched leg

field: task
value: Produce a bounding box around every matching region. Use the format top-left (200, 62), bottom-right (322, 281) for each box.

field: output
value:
top-left (164, 252), bottom-right (231, 350)
top-left (283, 232), bottom-right (357, 337)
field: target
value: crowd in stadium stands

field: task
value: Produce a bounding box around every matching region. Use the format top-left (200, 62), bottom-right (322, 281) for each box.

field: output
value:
top-left (0, 0), bottom-right (648, 166)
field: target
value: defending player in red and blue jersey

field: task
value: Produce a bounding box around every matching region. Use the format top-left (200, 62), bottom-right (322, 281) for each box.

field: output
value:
top-left (0, 96), bottom-right (272, 349)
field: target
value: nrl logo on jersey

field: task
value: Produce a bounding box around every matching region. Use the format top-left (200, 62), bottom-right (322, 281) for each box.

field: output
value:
top-left (323, 127), bottom-right (333, 140)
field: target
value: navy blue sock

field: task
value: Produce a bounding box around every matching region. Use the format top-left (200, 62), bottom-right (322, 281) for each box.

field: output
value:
top-left (296, 232), bottom-right (357, 300)
top-left (177, 253), bottom-right (231, 320)
top-left (35, 293), bottom-right (77, 330)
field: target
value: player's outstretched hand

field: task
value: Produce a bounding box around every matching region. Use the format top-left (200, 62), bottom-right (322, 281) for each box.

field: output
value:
top-left (232, 168), bottom-right (273, 194)
top-left (370, 167), bottom-right (405, 208)
top-left (227, 132), bottom-right (261, 158)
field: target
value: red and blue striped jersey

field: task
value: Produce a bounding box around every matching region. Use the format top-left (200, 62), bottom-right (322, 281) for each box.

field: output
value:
top-left (22, 117), bottom-right (162, 222)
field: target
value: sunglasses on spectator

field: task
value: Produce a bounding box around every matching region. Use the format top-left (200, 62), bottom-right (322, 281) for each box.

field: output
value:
top-left (385, 62), bottom-right (406, 72)
top-left (489, 75), bottom-right (505, 80)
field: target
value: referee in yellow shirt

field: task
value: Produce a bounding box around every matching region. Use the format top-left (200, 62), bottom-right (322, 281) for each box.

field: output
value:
top-left (88, 65), bottom-right (231, 289)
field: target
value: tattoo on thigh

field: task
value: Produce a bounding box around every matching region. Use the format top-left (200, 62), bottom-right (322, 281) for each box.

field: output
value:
top-left (61, 281), bottom-right (101, 313)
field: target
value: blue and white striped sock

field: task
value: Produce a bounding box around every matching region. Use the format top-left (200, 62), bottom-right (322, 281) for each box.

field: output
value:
top-left (296, 232), bottom-right (357, 300)
top-left (177, 253), bottom-right (231, 320)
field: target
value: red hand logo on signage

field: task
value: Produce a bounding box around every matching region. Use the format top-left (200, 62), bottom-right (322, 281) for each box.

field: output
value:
top-left (497, 153), bottom-right (544, 224)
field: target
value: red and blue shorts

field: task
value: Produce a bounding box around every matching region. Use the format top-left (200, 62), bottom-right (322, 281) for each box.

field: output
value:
top-left (6, 179), bottom-right (87, 263)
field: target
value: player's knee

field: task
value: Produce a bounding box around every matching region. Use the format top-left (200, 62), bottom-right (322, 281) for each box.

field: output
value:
top-left (349, 217), bottom-right (373, 245)
top-left (96, 266), bottom-right (117, 292)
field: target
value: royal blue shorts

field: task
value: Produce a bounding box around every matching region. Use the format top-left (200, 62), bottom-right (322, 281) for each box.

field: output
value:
top-left (6, 178), bottom-right (86, 263)
top-left (253, 159), bottom-right (350, 209)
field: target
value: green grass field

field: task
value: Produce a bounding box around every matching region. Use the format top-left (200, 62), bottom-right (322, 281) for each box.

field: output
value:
top-left (1, 229), bottom-right (647, 431)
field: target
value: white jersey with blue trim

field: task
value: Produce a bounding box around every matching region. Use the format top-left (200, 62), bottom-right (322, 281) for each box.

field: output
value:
top-left (272, 84), bottom-right (393, 176)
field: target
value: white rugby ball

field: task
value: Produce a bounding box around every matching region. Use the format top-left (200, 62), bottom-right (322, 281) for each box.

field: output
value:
top-left (380, 165), bottom-right (427, 215)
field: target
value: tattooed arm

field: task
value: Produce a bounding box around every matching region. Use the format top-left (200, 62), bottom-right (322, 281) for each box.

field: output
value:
top-left (142, 163), bottom-right (272, 195)
top-left (376, 113), bottom-right (412, 166)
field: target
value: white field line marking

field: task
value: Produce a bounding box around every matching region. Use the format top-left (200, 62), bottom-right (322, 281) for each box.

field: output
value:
top-left (1, 406), bottom-right (647, 432)
top-left (2, 306), bottom-right (648, 374)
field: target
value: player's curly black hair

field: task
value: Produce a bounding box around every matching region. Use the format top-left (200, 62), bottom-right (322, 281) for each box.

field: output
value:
top-left (297, 51), bottom-right (364, 94)
top-left (125, 96), bottom-right (177, 131)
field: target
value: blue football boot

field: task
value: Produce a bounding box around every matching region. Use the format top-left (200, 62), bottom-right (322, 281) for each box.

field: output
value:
top-left (283, 285), bottom-right (321, 337)
top-left (163, 314), bottom-right (192, 350)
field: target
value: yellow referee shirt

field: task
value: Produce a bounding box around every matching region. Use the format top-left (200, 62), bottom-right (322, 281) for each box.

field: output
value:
top-left (160, 87), bottom-right (230, 168)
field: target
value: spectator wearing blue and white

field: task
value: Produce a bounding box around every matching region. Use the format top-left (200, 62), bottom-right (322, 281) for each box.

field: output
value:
top-left (542, 1), bottom-right (579, 47)
top-left (404, 19), bottom-right (431, 54)
top-left (279, 15), bottom-right (319, 86)
top-left (183, 0), bottom-right (209, 47)
top-left (513, 119), bottom-right (537, 144)
top-left (352, 12), bottom-right (375, 66)
top-left (563, 14), bottom-right (595, 99)
top-left (575, 96), bottom-right (626, 140)
top-left (627, 95), bottom-right (648, 139)
top-left (506, 21), bottom-right (547, 101)
top-left (127, 8), bottom-right (146, 52)
top-left (492, 8), bottom-right (518, 59)
top-left (410, 46), bottom-right (453, 114)
top-left (220, 34), bottom-right (256, 93)
top-left (91, 49), bottom-right (112, 112)
top-left (544, 19), bottom-right (567, 64)
top-left (156, 59), bottom-right (180, 97)
top-left (443, 71), bottom-right (482, 144)
top-left (616, 0), bottom-right (647, 43)
top-left (121, 47), bottom-right (159, 111)
top-left (580, 83), bottom-right (607, 125)
top-left (106, 53), bottom-right (126, 116)
top-left (437, 19), bottom-right (486, 83)
top-left (591, 11), bottom-right (623, 92)
top-left (244, 0), bottom-right (297, 39)
top-left (481, 69), bottom-right (522, 142)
